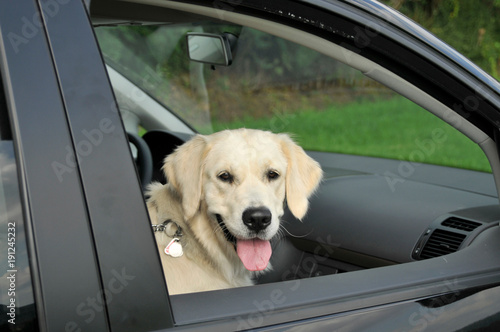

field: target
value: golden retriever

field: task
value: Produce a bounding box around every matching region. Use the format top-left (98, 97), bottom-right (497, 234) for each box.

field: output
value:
top-left (147, 128), bottom-right (322, 294)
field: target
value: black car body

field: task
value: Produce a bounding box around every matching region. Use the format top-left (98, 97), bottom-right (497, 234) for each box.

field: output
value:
top-left (1, 0), bottom-right (500, 331)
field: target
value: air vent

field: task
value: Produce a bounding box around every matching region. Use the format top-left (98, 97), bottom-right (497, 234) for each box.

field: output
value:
top-left (419, 229), bottom-right (466, 259)
top-left (442, 217), bottom-right (481, 232)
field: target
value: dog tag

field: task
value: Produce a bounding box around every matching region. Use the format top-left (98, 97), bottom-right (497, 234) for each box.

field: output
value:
top-left (164, 238), bottom-right (183, 258)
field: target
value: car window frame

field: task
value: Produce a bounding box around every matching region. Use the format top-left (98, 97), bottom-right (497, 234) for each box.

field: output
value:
top-left (37, 0), bottom-right (175, 330)
top-left (0, 0), bottom-right (489, 330)
top-left (95, 0), bottom-right (500, 329)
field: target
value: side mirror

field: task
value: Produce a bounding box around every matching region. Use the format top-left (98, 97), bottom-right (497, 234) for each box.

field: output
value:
top-left (186, 33), bottom-right (233, 66)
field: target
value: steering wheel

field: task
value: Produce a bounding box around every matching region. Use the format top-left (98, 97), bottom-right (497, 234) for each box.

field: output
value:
top-left (127, 132), bottom-right (153, 190)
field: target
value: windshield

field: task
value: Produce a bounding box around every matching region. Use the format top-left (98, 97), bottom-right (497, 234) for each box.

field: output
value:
top-left (96, 22), bottom-right (491, 172)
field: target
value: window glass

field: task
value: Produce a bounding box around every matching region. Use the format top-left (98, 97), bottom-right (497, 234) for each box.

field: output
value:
top-left (96, 22), bottom-right (490, 172)
top-left (0, 78), bottom-right (39, 331)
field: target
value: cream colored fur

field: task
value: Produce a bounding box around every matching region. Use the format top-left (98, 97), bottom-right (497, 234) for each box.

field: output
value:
top-left (147, 129), bottom-right (322, 294)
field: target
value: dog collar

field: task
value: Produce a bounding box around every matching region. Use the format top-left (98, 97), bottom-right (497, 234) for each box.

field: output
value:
top-left (152, 219), bottom-right (183, 238)
top-left (152, 219), bottom-right (184, 258)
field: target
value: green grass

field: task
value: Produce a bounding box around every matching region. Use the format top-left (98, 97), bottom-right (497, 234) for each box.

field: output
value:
top-left (210, 97), bottom-right (491, 172)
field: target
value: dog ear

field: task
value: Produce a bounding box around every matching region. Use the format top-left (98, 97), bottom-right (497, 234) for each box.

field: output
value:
top-left (279, 134), bottom-right (323, 220)
top-left (162, 135), bottom-right (208, 220)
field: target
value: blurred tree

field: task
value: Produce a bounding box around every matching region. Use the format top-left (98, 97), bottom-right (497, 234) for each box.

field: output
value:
top-left (381, 0), bottom-right (500, 80)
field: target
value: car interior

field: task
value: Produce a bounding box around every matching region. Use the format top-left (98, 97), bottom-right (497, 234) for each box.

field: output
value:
top-left (90, 0), bottom-right (500, 309)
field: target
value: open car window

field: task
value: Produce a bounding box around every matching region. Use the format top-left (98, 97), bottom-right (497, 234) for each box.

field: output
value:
top-left (92, 1), bottom-right (500, 329)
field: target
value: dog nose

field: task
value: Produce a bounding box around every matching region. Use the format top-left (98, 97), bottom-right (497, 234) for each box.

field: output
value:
top-left (242, 207), bottom-right (272, 232)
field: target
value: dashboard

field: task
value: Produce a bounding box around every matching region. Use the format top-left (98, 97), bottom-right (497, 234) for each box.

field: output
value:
top-left (259, 151), bottom-right (500, 282)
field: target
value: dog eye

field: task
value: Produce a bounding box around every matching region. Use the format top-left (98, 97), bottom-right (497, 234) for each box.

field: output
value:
top-left (267, 170), bottom-right (280, 181)
top-left (217, 171), bottom-right (234, 183)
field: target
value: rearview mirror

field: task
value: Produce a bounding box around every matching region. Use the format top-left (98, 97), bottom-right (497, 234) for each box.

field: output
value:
top-left (187, 33), bottom-right (233, 66)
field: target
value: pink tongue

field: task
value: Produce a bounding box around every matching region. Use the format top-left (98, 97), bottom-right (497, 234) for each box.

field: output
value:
top-left (236, 239), bottom-right (272, 271)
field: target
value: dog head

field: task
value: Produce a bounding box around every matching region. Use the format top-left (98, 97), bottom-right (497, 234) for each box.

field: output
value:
top-left (163, 129), bottom-right (322, 271)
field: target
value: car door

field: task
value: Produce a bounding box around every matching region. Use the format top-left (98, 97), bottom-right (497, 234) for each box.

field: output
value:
top-left (3, 0), bottom-right (500, 331)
